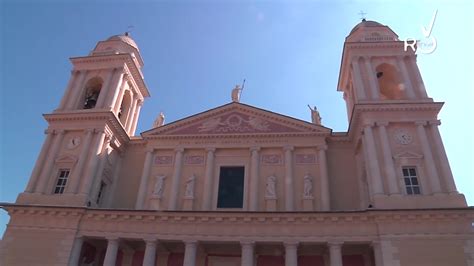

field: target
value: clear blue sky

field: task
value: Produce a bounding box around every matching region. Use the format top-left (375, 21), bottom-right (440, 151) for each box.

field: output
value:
top-left (1, 0), bottom-right (473, 237)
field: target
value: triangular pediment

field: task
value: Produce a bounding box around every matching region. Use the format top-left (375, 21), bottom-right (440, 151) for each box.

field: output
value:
top-left (142, 103), bottom-right (331, 138)
top-left (55, 154), bottom-right (78, 164)
top-left (393, 151), bottom-right (423, 159)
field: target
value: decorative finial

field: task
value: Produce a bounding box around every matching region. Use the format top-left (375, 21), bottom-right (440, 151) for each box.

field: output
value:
top-left (125, 25), bottom-right (134, 36)
top-left (358, 11), bottom-right (367, 21)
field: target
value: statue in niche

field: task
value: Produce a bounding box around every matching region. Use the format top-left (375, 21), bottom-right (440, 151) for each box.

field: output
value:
top-left (307, 105), bottom-right (322, 125)
top-left (231, 84), bottom-right (242, 102)
top-left (303, 173), bottom-right (313, 198)
top-left (265, 175), bottom-right (277, 199)
top-left (152, 175), bottom-right (166, 198)
top-left (153, 112), bottom-right (165, 128)
top-left (184, 174), bottom-right (196, 198)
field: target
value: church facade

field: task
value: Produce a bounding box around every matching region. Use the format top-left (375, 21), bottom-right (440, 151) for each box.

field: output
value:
top-left (1, 20), bottom-right (473, 266)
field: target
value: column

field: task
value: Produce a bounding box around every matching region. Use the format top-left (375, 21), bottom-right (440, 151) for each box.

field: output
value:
top-left (284, 146), bottom-right (295, 211)
top-left (135, 149), bottom-right (155, 209)
top-left (241, 241), bottom-right (254, 266)
top-left (415, 121), bottom-right (442, 193)
top-left (202, 148), bottom-right (216, 210)
top-left (428, 120), bottom-right (457, 193)
top-left (284, 242), bottom-right (298, 266)
top-left (396, 56), bottom-right (416, 99)
top-left (328, 242), bottom-right (343, 266)
top-left (364, 56), bottom-right (379, 100)
top-left (249, 147), bottom-right (260, 211)
top-left (25, 130), bottom-right (54, 192)
top-left (377, 122), bottom-right (400, 195)
top-left (351, 59), bottom-right (367, 100)
top-left (130, 100), bottom-right (143, 135)
top-left (126, 97), bottom-right (138, 133)
top-left (36, 130), bottom-right (66, 194)
top-left (408, 56), bottom-right (428, 98)
top-left (106, 71), bottom-right (126, 110)
top-left (66, 129), bottom-right (95, 194)
top-left (103, 238), bottom-right (119, 266)
top-left (372, 241), bottom-right (383, 266)
top-left (143, 239), bottom-right (157, 266)
top-left (95, 68), bottom-right (116, 108)
top-left (105, 155), bottom-right (123, 208)
top-left (113, 78), bottom-right (127, 114)
top-left (318, 145), bottom-right (330, 211)
top-left (58, 70), bottom-right (78, 110)
top-left (363, 124), bottom-right (384, 195)
top-left (67, 70), bottom-right (87, 109)
top-left (79, 130), bottom-right (107, 195)
top-left (68, 236), bottom-right (83, 266)
top-left (168, 148), bottom-right (184, 210)
top-left (183, 240), bottom-right (197, 266)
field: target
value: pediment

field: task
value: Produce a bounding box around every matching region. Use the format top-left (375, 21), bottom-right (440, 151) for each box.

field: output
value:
top-left (55, 154), bottom-right (78, 164)
top-left (393, 151), bottom-right (423, 159)
top-left (142, 103), bottom-right (331, 138)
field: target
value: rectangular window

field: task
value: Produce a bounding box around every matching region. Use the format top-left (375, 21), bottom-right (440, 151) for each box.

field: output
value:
top-left (96, 181), bottom-right (106, 205)
top-left (217, 166), bottom-right (245, 208)
top-left (402, 167), bottom-right (421, 195)
top-left (53, 169), bottom-right (70, 194)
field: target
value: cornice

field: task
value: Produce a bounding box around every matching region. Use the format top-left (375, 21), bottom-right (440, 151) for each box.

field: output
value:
top-left (44, 111), bottom-right (130, 144)
top-left (146, 132), bottom-right (328, 141)
top-left (344, 41), bottom-right (406, 50)
top-left (3, 203), bottom-right (473, 225)
top-left (70, 54), bottom-right (150, 98)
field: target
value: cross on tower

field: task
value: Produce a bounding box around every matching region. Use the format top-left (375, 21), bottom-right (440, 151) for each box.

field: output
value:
top-left (358, 10), bottom-right (367, 21)
top-left (125, 25), bottom-right (134, 36)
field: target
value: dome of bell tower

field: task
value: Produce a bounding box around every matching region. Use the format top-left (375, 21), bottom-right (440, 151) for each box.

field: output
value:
top-left (91, 32), bottom-right (144, 68)
top-left (346, 19), bottom-right (399, 42)
top-left (106, 33), bottom-right (139, 50)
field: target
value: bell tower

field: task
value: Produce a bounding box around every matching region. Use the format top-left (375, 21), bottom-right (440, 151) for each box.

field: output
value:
top-left (338, 19), bottom-right (431, 121)
top-left (338, 20), bottom-right (466, 209)
top-left (17, 33), bottom-right (150, 207)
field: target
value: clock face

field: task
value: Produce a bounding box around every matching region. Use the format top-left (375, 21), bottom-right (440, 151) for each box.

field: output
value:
top-left (67, 137), bottom-right (81, 149)
top-left (395, 130), bottom-right (412, 145)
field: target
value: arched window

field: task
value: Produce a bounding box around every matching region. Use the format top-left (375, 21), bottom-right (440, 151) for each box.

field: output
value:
top-left (118, 91), bottom-right (132, 125)
top-left (375, 63), bottom-right (406, 100)
top-left (83, 77), bottom-right (103, 109)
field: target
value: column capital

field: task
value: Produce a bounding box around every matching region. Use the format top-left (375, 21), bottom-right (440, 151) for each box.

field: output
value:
top-left (284, 241), bottom-right (299, 248)
top-left (95, 128), bottom-right (106, 134)
top-left (415, 120), bottom-right (427, 126)
top-left (283, 145), bottom-right (294, 151)
top-left (370, 240), bottom-right (381, 247)
top-left (44, 129), bottom-right (54, 135)
top-left (106, 236), bottom-right (120, 242)
top-left (240, 241), bottom-right (255, 247)
top-left (175, 147), bottom-right (185, 153)
top-left (54, 129), bottom-right (66, 135)
top-left (328, 241), bottom-right (344, 247)
top-left (84, 128), bottom-right (96, 134)
top-left (428, 119), bottom-right (441, 126)
top-left (317, 145), bottom-right (328, 151)
top-left (184, 240), bottom-right (198, 246)
top-left (145, 148), bottom-right (155, 153)
top-left (396, 55), bottom-right (408, 60)
top-left (250, 146), bottom-right (260, 152)
top-left (145, 239), bottom-right (158, 246)
top-left (206, 147), bottom-right (216, 153)
top-left (376, 121), bottom-right (389, 127)
top-left (363, 121), bottom-right (375, 128)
